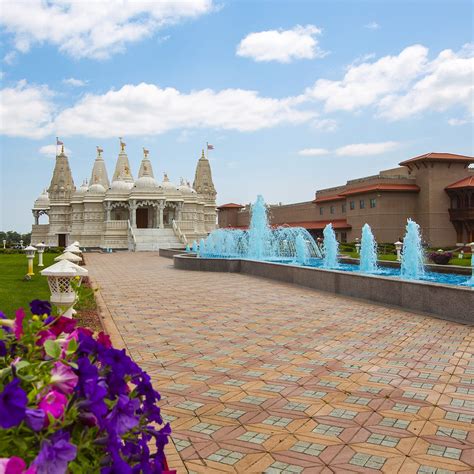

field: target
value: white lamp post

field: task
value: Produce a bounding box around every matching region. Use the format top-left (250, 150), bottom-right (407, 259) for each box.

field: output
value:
top-left (20, 239), bottom-right (24, 249)
top-left (41, 260), bottom-right (88, 318)
top-left (24, 245), bottom-right (37, 276)
top-left (470, 242), bottom-right (474, 254)
top-left (36, 242), bottom-right (46, 267)
top-left (54, 251), bottom-right (82, 264)
top-left (394, 241), bottom-right (403, 261)
top-left (71, 241), bottom-right (80, 247)
top-left (2, 240), bottom-right (5, 249)
top-left (65, 244), bottom-right (82, 254)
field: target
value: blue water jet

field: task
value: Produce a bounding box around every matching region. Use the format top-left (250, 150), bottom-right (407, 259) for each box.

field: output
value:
top-left (295, 234), bottom-right (308, 265)
top-left (400, 219), bottom-right (425, 280)
top-left (360, 224), bottom-right (378, 273)
top-left (192, 241), bottom-right (198, 253)
top-left (185, 244), bottom-right (191, 253)
top-left (322, 224), bottom-right (339, 268)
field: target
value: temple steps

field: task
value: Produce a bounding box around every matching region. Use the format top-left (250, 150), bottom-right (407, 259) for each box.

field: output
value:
top-left (133, 228), bottom-right (182, 251)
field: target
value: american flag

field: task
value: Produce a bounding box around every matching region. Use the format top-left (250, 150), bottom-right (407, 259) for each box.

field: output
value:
top-left (207, 143), bottom-right (215, 150)
top-left (56, 137), bottom-right (63, 146)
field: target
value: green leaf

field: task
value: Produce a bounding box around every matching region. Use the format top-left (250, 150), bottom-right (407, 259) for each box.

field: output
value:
top-left (44, 340), bottom-right (61, 359)
top-left (14, 360), bottom-right (30, 371)
top-left (66, 338), bottom-right (78, 355)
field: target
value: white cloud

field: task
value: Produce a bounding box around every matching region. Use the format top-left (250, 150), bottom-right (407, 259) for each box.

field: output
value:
top-left (62, 78), bottom-right (88, 87)
top-left (335, 141), bottom-right (399, 156)
top-left (378, 44), bottom-right (474, 119)
top-left (54, 82), bottom-right (316, 137)
top-left (298, 148), bottom-right (329, 156)
top-left (3, 50), bottom-right (17, 64)
top-left (364, 21), bottom-right (380, 30)
top-left (311, 118), bottom-right (338, 132)
top-left (0, 0), bottom-right (213, 60)
top-left (305, 44), bottom-right (429, 112)
top-left (0, 80), bottom-right (54, 138)
top-left (305, 43), bottom-right (473, 121)
top-left (237, 25), bottom-right (326, 63)
top-left (448, 117), bottom-right (472, 126)
top-left (39, 144), bottom-right (72, 157)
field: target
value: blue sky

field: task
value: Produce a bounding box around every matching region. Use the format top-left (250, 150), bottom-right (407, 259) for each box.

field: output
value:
top-left (1, 0), bottom-right (473, 232)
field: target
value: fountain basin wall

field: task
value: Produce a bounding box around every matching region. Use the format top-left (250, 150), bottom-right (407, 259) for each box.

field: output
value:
top-left (340, 257), bottom-right (472, 275)
top-left (158, 248), bottom-right (186, 259)
top-left (173, 255), bottom-right (473, 324)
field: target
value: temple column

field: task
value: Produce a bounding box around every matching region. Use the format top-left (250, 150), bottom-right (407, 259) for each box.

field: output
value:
top-left (32, 210), bottom-right (39, 225)
top-left (129, 201), bottom-right (137, 227)
top-left (159, 201), bottom-right (165, 229)
top-left (104, 202), bottom-right (111, 221)
top-left (176, 202), bottom-right (182, 222)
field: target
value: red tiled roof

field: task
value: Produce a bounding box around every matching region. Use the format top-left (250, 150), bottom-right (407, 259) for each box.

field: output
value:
top-left (217, 203), bottom-right (244, 209)
top-left (281, 220), bottom-right (352, 230)
top-left (445, 175), bottom-right (474, 190)
top-left (221, 220), bottom-right (352, 231)
top-left (339, 183), bottom-right (420, 196)
top-left (399, 152), bottom-right (474, 166)
top-left (313, 195), bottom-right (345, 203)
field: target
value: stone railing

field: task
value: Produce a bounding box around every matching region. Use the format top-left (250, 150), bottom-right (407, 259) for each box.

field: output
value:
top-left (172, 219), bottom-right (188, 245)
top-left (127, 220), bottom-right (136, 251)
top-left (105, 220), bottom-right (128, 230)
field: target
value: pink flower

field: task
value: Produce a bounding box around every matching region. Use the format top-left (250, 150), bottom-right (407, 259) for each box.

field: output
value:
top-left (50, 362), bottom-right (78, 395)
top-left (36, 330), bottom-right (55, 346)
top-left (38, 390), bottom-right (67, 426)
top-left (0, 457), bottom-right (36, 474)
top-left (14, 309), bottom-right (26, 339)
top-left (97, 332), bottom-right (112, 349)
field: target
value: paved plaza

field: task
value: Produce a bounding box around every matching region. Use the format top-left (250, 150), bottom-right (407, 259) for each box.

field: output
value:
top-left (86, 253), bottom-right (474, 473)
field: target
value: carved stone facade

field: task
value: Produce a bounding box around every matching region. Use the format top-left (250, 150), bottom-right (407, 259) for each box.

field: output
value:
top-left (31, 143), bottom-right (217, 249)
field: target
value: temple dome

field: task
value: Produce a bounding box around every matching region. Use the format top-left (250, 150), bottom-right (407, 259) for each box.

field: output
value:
top-left (161, 173), bottom-right (177, 190)
top-left (34, 189), bottom-right (50, 209)
top-left (134, 176), bottom-right (159, 189)
top-left (109, 179), bottom-right (133, 194)
top-left (87, 183), bottom-right (106, 195)
top-left (178, 178), bottom-right (195, 195)
top-left (77, 180), bottom-right (89, 194)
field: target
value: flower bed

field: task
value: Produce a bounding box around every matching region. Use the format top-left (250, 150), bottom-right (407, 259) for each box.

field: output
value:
top-left (0, 300), bottom-right (173, 473)
top-left (428, 251), bottom-right (453, 265)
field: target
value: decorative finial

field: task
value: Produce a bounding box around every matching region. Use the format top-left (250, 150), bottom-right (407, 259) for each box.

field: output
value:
top-left (61, 144), bottom-right (64, 153)
top-left (201, 149), bottom-right (205, 159)
top-left (119, 137), bottom-right (126, 151)
top-left (97, 146), bottom-right (103, 157)
top-left (143, 147), bottom-right (149, 158)
top-left (163, 172), bottom-right (169, 182)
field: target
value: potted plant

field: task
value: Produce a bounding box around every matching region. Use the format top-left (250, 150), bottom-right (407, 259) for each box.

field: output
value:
top-left (428, 250), bottom-right (453, 265)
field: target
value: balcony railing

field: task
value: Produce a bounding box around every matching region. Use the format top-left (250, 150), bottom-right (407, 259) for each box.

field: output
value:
top-left (448, 208), bottom-right (474, 220)
top-left (105, 220), bottom-right (128, 230)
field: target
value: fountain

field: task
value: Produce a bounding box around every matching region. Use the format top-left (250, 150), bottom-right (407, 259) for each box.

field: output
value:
top-left (322, 224), bottom-right (339, 269)
top-left (295, 234), bottom-right (308, 265)
top-left (468, 253), bottom-right (474, 286)
top-left (199, 238), bottom-right (206, 256)
top-left (185, 244), bottom-right (191, 253)
top-left (400, 219), bottom-right (425, 280)
top-left (199, 195), bottom-right (322, 260)
top-left (191, 241), bottom-right (198, 253)
top-left (359, 224), bottom-right (378, 273)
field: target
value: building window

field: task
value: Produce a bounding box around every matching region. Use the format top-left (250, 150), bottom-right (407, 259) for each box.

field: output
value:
top-left (330, 205), bottom-right (335, 214)
top-left (370, 198), bottom-right (376, 208)
top-left (341, 232), bottom-right (347, 243)
top-left (349, 201), bottom-right (355, 210)
top-left (319, 207), bottom-right (324, 215)
top-left (342, 203), bottom-right (346, 213)
top-left (360, 200), bottom-right (365, 209)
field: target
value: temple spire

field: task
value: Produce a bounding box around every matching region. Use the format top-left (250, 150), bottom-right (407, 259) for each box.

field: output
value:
top-left (138, 147), bottom-right (154, 178)
top-left (112, 137), bottom-right (134, 182)
top-left (48, 142), bottom-right (75, 200)
top-left (90, 146), bottom-right (110, 188)
top-left (193, 148), bottom-right (216, 201)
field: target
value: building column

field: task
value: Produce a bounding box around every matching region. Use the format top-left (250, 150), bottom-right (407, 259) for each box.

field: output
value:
top-left (104, 202), bottom-right (111, 221)
top-left (159, 201), bottom-right (165, 229)
top-left (32, 210), bottom-right (39, 225)
top-left (176, 202), bottom-right (182, 222)
top-left (129, 201), bottom-right (137, 227)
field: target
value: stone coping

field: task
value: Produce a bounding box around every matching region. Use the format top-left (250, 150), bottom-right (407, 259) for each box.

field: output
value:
top-left (158, 247), bottom-right (186, 258)
top-left (174, 255), bottom-right (473, 325)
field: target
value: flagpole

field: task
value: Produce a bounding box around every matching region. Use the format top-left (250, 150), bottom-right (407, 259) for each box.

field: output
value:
top-left (56, 137), bottom-right (58, 157)
top-left (206, 141), bottom-right (208, 159)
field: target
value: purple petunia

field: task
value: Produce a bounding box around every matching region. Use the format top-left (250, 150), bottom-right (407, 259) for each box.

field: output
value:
top-left (25, 409), bottom-right (45, 432)
top-left (29, 300), bottom-right (52, 317)
top-left (50, 362), bottom-right (78, 395)
top-left (0, 378), bottom-right (28, 429)
top-left (0, 340), bottom-right (6, 357)
top-left (105, 395), bottom-right (140, 436)
top-left (32, 431), bottom-right (77, 474)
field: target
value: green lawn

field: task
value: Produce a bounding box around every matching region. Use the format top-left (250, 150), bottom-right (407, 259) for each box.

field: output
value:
top-left (0, 253), bottom-right (59, 317)
top-left (340, 252), bottom-right (472, 266)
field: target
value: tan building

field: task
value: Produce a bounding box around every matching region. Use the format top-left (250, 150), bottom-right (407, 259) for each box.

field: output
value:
top-left (218, 152), bottom-right (474, 247)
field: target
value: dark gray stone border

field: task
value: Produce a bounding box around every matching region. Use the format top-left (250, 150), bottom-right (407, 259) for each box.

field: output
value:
top-left (173, 255), bottom-right (473, 325)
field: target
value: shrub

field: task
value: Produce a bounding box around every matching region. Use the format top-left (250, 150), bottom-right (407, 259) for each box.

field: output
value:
top-left (428, 251), bottom-right (453, 265)
top-left (0, 301), bottom-right (171, 473)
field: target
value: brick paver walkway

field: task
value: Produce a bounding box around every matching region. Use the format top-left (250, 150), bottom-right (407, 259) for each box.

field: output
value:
top-left (86, 253), bottom-right (474, 473)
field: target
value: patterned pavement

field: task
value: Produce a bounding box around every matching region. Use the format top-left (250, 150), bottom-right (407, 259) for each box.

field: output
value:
top-left (85, 253), bottom-right (474, 473)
